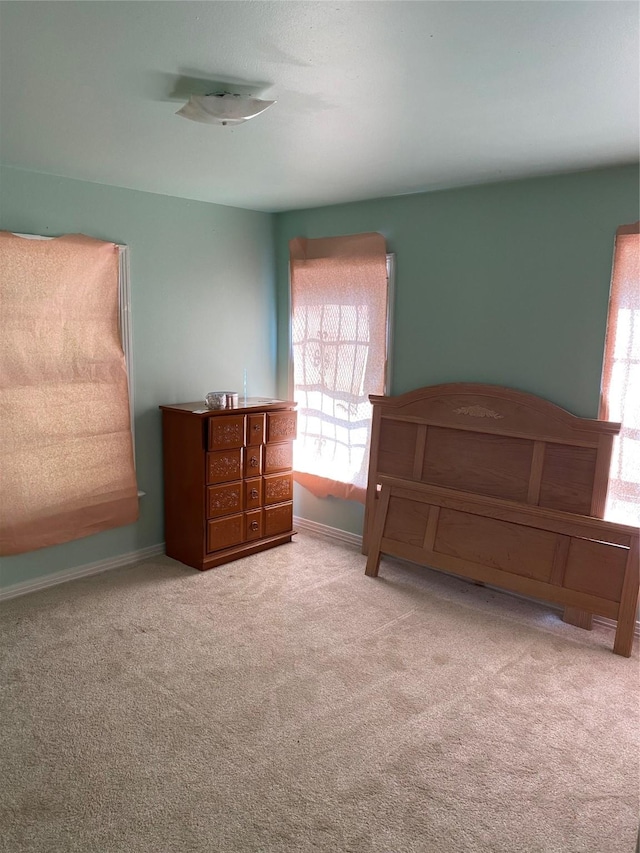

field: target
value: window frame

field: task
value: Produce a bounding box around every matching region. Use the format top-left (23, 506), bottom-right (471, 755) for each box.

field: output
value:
top-left (384, 252), bottom-right (396, 394)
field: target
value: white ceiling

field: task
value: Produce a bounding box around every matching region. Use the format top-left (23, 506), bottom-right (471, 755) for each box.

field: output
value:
top-left (1, 1), bottom-right (638, 213)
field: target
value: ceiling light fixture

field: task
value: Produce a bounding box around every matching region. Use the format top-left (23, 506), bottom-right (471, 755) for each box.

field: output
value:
top-left (176, 92), bottom-right (276, 126)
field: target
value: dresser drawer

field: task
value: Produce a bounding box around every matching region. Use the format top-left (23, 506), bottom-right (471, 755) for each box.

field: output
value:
top-left (263, 441), bottom-right (293, 474)
top-left (266, 411), bottom-right (297, 444)
top-left (208, 415), bottom-right (245, 450)
top-left (264, 473), bottom-right (293, 506)
top-left (247, 413), bottom-right (265, 445)
top-left (244, 446), bottom-right (263, 478)
top-left (207, 514), bottom-right (243, 552)
top-left (264, 502), bottom-right (293, 537)
top-left (245, 509), bottom-right (263, 541)
top-left (207, 448), bottom-right (243, 485)
top-left (244, 478), bottom-right (263, 509)
top-left (207, 482), bottom-right (243, 519)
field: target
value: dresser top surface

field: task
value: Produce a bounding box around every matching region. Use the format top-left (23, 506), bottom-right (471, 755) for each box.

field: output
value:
top-left (160, 398), bottom-right (296, 417)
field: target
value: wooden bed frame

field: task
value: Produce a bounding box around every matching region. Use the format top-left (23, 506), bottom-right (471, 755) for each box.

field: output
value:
top-left (363, 384), bottom-right (639, 656)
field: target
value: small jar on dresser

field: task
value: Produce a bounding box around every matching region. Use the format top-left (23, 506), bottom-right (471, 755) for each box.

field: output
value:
top-left (160, 398), bottom-right (297, 570)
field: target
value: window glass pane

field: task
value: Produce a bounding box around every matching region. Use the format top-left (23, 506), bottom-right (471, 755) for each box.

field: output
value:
top-left (613, 308), bottom-right (631, 359)
top-left (622, 364), bottom-right (640, 429)
top-left (603, 229), bottom-right (640, 525)
top-left (618, 437), bottom-right (640, 485)
top-left (629, 307), bottom-right (640, 360)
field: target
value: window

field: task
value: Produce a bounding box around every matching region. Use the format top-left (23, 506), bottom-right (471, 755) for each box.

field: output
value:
top-left (16, 234), bottom-right (135, 442)
top-left (600, 222), bottom-right (639, 526)
top-left (0, 232), bottom-right (138, 555)
top-left (289, 233), bottom-right (393, 502)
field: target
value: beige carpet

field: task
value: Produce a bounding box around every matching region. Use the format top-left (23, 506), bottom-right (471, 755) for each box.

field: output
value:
top-left (1, 532), bottom-right (638, 853)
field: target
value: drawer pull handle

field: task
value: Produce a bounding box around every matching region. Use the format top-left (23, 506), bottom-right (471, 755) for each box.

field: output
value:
top-left (250, 456), bottom-right (259, 467)
top-left (250, 521), bottom-right (259, 531)
top-left (250, 489), bottom-right (259, 499)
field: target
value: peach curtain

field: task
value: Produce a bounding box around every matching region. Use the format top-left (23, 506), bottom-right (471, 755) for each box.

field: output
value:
top-left (289, 232), bottom-right (388, 502)
top-left (0, 232), bottom-right (139, 555)
top-left (600, 222), bottom-right (639, 526)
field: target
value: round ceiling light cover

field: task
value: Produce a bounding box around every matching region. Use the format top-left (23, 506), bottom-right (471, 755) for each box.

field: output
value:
top-left (176, 93), bottom-right (276, 126)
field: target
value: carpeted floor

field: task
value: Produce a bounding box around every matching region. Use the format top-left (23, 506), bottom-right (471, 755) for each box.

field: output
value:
top-left (1, 532), bottom-right (638, 853)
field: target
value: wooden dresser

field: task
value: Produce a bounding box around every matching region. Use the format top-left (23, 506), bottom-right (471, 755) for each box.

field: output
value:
top-left (160, 398), bottom-right (297, 570)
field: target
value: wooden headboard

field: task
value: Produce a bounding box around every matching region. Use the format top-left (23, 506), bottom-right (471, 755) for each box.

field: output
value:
top-left (363, 384), bottom-right (639, 656)
top-left (364, 383), bottom-right (620, 550)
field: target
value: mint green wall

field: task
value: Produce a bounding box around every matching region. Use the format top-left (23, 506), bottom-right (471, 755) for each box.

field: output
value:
top-left (275, 165), bottom-right (640, 535)
top-left (0, 166), bottom-right (276, 588)
top-left (1, 164), bottom-right (637, 575)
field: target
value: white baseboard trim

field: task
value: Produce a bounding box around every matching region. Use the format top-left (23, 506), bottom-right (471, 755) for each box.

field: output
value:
top-left (294, 515), bottom-right (363, 549)
top-left (294, 516), bottom-right (640, 639)
top-left (0, 543), bottom-right (166, 602)
top-left (594, 614), bottom-right (640, 639)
